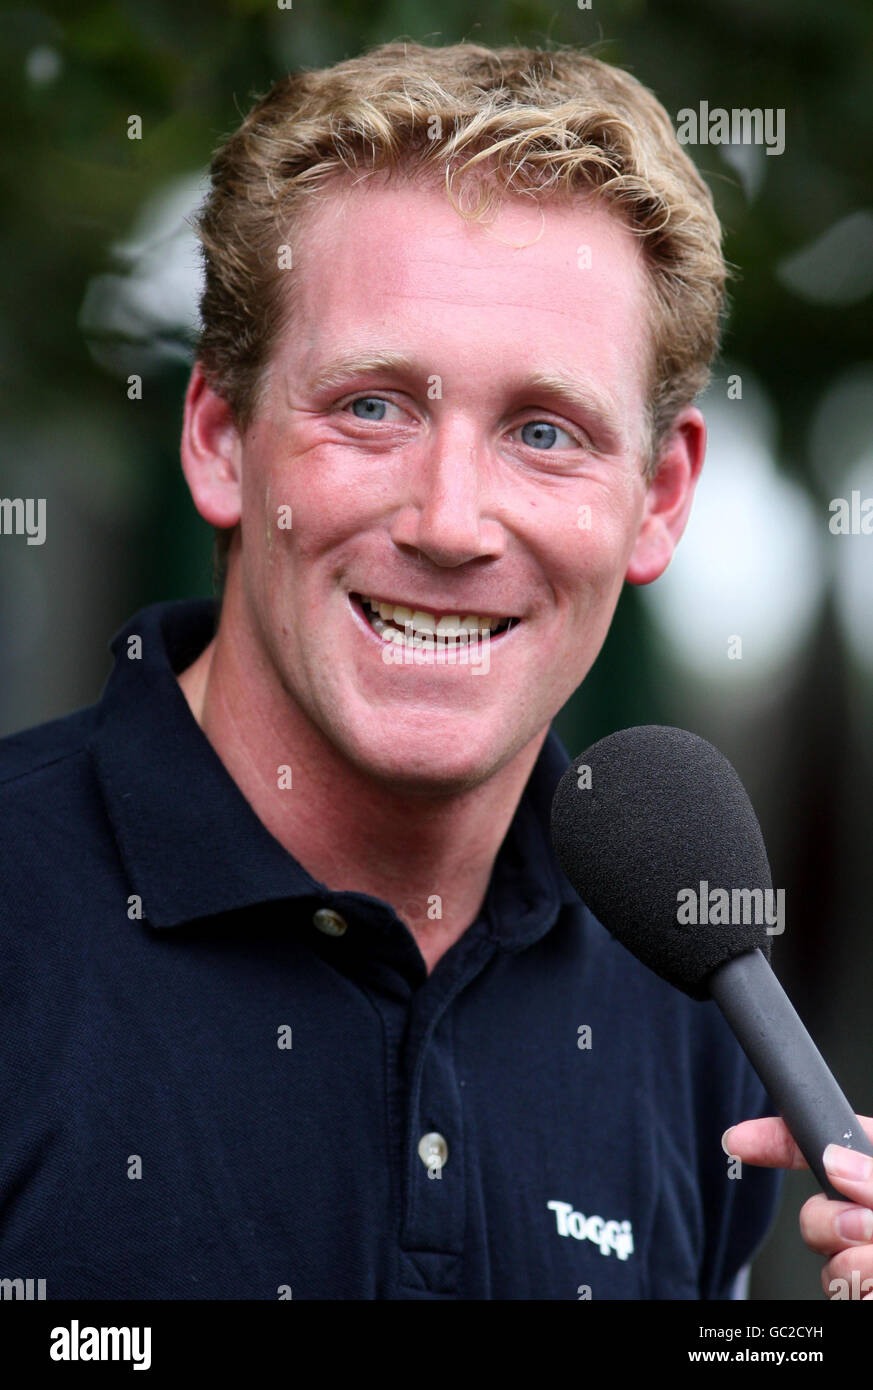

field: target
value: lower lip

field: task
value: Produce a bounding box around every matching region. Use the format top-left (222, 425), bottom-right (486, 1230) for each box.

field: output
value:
top-left (347, 593), bottom-right (520, 656)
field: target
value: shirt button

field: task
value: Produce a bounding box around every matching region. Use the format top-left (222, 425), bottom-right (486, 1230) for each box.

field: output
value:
top-left (418, 1132), bottom-right (449, 1172)
top-left (312, 907), bottom-right (348, 937)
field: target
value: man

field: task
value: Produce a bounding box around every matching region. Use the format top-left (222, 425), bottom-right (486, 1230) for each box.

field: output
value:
top-left (2, 40), bottom-right (870, 1301)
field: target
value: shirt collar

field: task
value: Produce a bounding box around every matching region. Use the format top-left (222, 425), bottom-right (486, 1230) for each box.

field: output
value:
top-left (89, 598), bottom-right (579, 947)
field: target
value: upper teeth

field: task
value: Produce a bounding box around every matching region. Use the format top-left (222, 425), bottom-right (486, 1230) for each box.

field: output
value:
top-left (362, 596), bottom-right (507, 634)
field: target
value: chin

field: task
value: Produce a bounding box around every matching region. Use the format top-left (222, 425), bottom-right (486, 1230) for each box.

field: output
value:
top-left (338, 719), bottom-right (506, 796)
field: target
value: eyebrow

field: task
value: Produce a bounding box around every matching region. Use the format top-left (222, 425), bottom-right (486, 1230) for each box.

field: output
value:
top-left (307, 352), bottom-right (624, 444)
top-left (308, 351), bottom-right (417, 394)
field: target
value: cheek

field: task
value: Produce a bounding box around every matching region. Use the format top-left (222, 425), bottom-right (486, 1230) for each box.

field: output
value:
top-left (537, 503), bottom-right (636, 614)
top-left (282, 438), bottom-right (397, 538)
top-left (241, 442), bottom-right (319, 570)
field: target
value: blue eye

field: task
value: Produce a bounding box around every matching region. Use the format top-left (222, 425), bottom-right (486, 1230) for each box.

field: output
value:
top-left (351, 397), bottom-right (388, 420)
top-left (520, 420), bottom-right (574, 450)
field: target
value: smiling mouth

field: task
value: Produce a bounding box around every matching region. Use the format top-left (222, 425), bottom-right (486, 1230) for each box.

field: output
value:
top-left (350, 593), bottom-right (519, 645)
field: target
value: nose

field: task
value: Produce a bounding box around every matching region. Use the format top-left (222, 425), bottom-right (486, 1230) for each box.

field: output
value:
top-left (389, 418), bottom-right (506, 568)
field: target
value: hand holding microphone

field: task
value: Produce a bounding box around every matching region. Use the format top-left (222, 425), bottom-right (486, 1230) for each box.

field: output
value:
top-left (550, 724), bottom-right (873, 1297)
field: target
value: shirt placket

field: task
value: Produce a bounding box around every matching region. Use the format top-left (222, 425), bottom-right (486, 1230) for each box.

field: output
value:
top-left (394, 930), bottom-right (494, 1298)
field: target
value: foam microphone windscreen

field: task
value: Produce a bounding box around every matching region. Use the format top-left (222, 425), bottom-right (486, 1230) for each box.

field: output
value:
top-left (550, 725), bottom-right (773, 1001)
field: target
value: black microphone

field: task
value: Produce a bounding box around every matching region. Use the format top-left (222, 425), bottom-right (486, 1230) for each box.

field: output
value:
top-left (549, 724), bottom-right (873, 1200)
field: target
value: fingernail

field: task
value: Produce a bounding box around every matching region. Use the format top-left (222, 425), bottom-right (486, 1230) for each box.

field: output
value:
top-left (824, 1144), bottom-right (873, 1181)
top-left (835, 1208), bottom-right (873, 1242)
top-left (721, 1128), bottom-right (735, 1156)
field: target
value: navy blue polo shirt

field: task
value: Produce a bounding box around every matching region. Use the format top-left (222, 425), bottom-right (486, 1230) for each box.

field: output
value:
top-left (0, 598), bottom-right (781, 1300)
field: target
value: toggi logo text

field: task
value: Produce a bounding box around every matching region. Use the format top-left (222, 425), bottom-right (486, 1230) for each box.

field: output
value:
top-left (547, 1200), bottom-right (634, 1259)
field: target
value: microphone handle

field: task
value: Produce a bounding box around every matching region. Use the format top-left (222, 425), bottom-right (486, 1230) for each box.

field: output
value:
top-left (708, 948), bottom-right (873, 1201)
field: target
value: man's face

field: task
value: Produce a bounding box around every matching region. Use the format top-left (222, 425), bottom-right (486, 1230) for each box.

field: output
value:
top-left (230, 178), bottom-right (659, 791)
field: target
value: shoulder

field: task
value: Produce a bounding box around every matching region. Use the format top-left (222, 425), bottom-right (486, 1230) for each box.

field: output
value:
top-left (0, 706), bottom-right (104, 897)
top-left (0, 704), bottom-right (99, 793)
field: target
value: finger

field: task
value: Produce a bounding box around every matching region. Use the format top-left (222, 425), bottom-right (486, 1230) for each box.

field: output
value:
top-left (799, 1192), bottom-right (873, 1257)
top-left (722, 1117), bottom-right (807, 1169)
top-left (722, 1114), bottom-right (873, 1172)
top-left (822, 1143), bottom-right (873, 1205)
top-left (822, 1248), bottom-right (873, 1300)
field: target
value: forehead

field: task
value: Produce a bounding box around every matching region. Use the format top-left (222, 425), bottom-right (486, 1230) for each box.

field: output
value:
top-left (280, 174), bottom-right (653, 413)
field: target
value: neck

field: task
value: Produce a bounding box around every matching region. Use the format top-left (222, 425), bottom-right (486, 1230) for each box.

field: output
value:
top-left (177, 581), bottom-right (548, 974)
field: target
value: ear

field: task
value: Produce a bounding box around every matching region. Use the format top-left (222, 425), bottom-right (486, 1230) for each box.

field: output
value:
top-left (179, 363), bottom-right (243, 528)
top-left (625, 405), bottom-right (706, 586)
